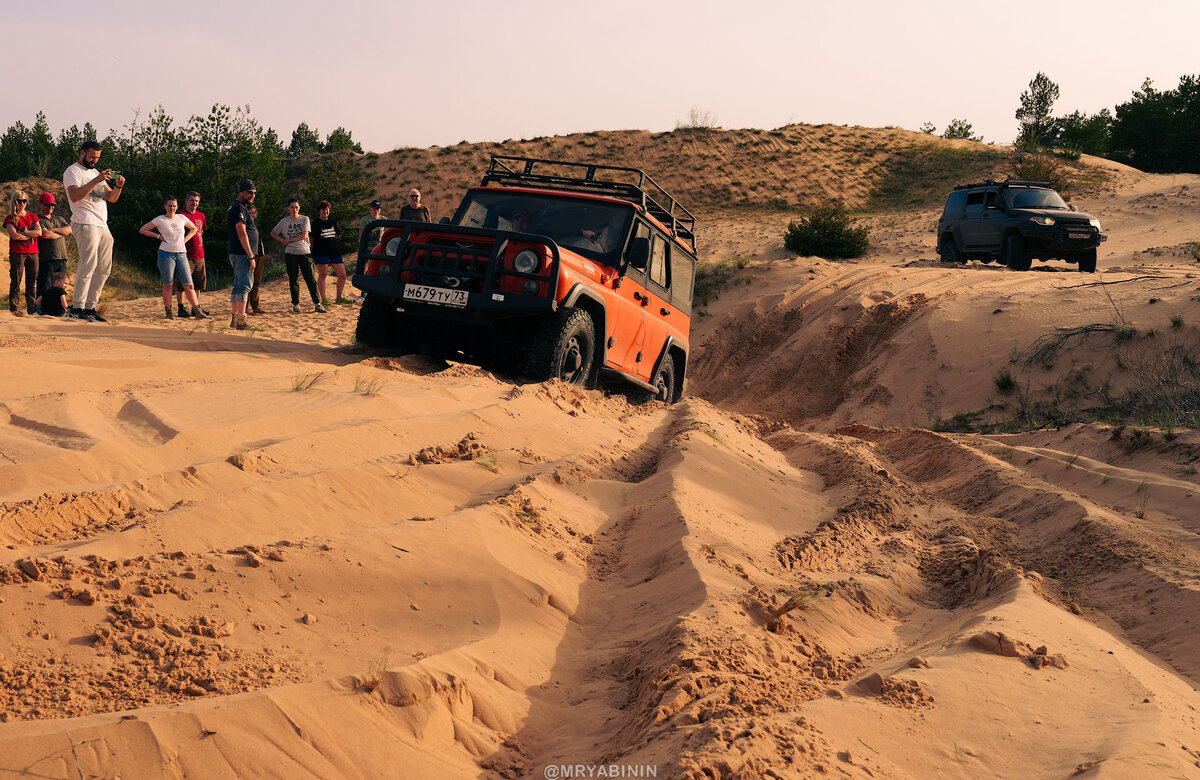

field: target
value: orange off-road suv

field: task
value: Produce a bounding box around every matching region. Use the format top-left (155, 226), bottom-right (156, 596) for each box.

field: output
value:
top-left (353, 156), bottom-right (697, 402)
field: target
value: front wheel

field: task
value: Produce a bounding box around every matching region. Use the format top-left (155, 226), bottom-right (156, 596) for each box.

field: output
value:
top-left (1078, 248), bottom-right (1098, 273)
top-left (355, 295), bottom-right (394, 348)
top-left (526, 307), bottom-right (595, 386)
top-left (1005, 234), bottom-right (1032, 271)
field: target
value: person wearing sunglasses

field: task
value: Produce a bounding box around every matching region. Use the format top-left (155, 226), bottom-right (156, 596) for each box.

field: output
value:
top-left (4, 190), bottom-right (42, 316)
top-left (399, 189), bottom-right (431, 222)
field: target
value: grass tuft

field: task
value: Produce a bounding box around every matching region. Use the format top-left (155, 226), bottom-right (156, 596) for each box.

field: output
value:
top-left (291, 371), bottom-right (328, 391)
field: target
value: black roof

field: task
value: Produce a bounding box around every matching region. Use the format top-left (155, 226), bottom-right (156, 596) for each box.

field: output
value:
top-left (481, 155), bottom-right (697, 255)
top-left (954, 178), bottom-right (1054, 191)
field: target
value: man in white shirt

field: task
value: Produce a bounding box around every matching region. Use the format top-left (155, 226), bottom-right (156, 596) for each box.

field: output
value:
top-left (63, 140), bottom-right (125, 322)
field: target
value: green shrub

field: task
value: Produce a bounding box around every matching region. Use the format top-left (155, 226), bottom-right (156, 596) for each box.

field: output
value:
top-left (784, 203), bottom-right (870, 259)
top-left (1010, 152), bottom-right (1065, 191)
top-left (994, 368), bottom-right (1018, 394)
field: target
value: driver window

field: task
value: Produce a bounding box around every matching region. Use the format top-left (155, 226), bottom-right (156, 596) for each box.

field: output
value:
top-left (984, 191), bottom-right (1002, 210)
top-left (964, 192), bottom-right (984, 215)
top-left (626, 222), bottom-right (650, 280)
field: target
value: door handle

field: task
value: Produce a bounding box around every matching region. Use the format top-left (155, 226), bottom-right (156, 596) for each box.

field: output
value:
top-left (660, 307), bottom-right (670, 316)
top-left (633, 292), bottom-right (648, 306)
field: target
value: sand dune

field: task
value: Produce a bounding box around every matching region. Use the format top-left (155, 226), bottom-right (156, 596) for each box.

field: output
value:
top-left (2, 163), bottom-right (1200, 777)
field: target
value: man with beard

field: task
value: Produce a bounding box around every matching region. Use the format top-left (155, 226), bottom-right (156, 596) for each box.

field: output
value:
top-left (227, 179), bottom-right (258, 330)
top-left (63, 140), bottom-right (125, 321)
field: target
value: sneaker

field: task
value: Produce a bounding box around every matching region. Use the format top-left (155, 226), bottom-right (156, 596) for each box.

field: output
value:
top-left (314, 303), bottom-right (328, 313)
top-left (178, 303), bottom-right (191, 318)
top-left (86, 310), bottom-right (108, 323)
top-left (292, 304), bottom-right (301, 313)
top-left (191, 307), bottom-right (208, 320)
top-left (354, 294), bottom-right (364, 303)
top-left (69, 307), bottom-right (94, 322)
top-left (250, 307), bottom-right (265, 315)
top-left (165, 308), bottom-right (175, 320)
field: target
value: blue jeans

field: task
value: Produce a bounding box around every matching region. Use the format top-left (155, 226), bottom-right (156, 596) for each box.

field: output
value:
top-left (229, 254), bottom-right (252, 302)
top-left (157, 250), bottom-right (192, 287)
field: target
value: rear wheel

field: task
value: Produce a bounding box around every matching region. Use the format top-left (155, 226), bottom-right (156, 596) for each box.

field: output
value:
top-left (1005, 234), bottom-right (1032, 271)
top-left (1078, 248), bottom-right (1098, 273)
top-left (526, 307), bottom-right (595, 386)
top-left (939, 239), bottom-right (961, 264)
top-left (651, 357), bottom-right (676, 404)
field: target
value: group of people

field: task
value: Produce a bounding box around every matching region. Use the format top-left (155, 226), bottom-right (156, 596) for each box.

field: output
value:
top-left (5, 139), bottom-right (434, 330)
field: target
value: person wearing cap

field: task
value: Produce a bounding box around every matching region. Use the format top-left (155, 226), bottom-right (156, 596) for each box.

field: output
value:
top-left (358, 199), bottom-right (386, 253)
top-left (226, 178), bottom-right (259, 330)
top-left (174, 191), bottom-right (207, 318)
top-left (63, 140), bottom-right (124, 322)
top-left (400, 189), bottom-right (431, 222)
top-left (35, 192), bottom-right (72, 300)
top-left (4, 190), bottom-right (41, 316)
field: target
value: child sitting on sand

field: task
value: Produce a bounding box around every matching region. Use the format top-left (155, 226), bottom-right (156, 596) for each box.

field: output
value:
top-left (35, 271), bottom-right (70, 317)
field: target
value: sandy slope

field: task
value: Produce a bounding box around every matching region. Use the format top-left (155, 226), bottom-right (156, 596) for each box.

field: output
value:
top-left (2, 167), bottom-right (1200, 777)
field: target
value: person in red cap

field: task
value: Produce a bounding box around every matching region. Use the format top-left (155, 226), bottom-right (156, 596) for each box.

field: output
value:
top-left (36, 192), bottom-right (72, 300)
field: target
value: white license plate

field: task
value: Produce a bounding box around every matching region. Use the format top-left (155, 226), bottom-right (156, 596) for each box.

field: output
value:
top-left (403, 284), bottom-right (468, 307)
top-left (1067, 232), bottom-right (1090, 240)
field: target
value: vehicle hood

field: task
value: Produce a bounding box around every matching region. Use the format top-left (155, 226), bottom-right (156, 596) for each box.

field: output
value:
top-left (1011, 207), bottom-right (1099, 222)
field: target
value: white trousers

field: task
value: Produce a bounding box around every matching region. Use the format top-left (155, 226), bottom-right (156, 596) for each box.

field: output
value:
top-left (72, 222), bottom-right (113, 310)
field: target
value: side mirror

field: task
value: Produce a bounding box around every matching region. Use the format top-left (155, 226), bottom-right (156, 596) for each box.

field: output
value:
top-left (627, 237), bottom-right (649, 270)
top-left (439, 216), bottom-right (451, 224)
top-left (1068, 204), bottom-right (1078, 212)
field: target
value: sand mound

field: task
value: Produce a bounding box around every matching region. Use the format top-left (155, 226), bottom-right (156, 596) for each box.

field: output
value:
top-left (2, 166), bottom-right (1200, 777)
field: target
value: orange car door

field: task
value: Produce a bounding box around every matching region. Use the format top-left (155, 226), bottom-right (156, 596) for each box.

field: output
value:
top-left (636, 234), bottom-right (672, 381)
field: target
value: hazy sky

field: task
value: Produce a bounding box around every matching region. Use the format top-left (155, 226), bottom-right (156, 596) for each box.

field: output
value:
top-left (8, 0), bottom-right (1199, 152)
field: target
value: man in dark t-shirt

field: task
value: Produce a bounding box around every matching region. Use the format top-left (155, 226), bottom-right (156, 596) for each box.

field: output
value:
top-left (35, 193), bottom-right (72, 298)
top-left (400, 188), bottom-right (431, 222)
top-left (226, 178), bottom-right (258, 329)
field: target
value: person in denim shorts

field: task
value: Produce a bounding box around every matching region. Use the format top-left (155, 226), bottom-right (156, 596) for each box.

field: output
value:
top-left (310, 200), bottom-right (349, 305)
top-left (139, 196), bottom-right (207, 320)
top-left (226, 179), bottom-right (258, 330)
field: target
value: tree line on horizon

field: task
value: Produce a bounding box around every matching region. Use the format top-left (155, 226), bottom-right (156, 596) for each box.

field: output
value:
top-left (921, 72), bottom-right (1200, 174)
top-left (0, 105), bottom-right (373, 274)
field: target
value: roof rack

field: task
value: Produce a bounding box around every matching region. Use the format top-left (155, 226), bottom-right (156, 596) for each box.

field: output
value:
top-left (481, 155), bottom-right (697, 255)
top-left (954, 177), bottom-right (1052, 191)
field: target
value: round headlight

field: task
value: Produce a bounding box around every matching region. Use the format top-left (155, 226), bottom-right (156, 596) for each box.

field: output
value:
top-left (523, 280), bottom-right (540, 296)
top-left (385, 236), bottom-right (404, 256)
top-left (513, 250), bottom-right (539, 274)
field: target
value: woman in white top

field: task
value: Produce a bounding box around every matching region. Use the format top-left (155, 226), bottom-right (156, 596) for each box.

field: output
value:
top-left (139, 196), bottom-right (204, 320)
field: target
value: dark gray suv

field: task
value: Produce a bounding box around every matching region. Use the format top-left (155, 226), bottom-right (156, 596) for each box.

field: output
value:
top-left (936, 179), bottom-right (1106, 272)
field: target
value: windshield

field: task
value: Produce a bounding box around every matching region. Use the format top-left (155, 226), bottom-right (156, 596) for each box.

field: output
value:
top-left (1006, 188), bottom-right (1069, 210)
top-left (454, 190), bottom-right (633, 263)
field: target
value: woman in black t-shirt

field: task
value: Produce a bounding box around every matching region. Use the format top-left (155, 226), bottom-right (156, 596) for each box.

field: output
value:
top-left (310, 200), bottom-right (349, 305)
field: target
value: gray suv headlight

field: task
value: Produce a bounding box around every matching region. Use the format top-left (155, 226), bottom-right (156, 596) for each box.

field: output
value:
top-left (1029, 216), bottom-right (1055, 226)
top-left (1088, 218), bottom-right (1101, 230)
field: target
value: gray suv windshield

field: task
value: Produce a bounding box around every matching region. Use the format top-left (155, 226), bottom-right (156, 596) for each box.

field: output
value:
top-left (1007, 188), bottom-right (1069, 210)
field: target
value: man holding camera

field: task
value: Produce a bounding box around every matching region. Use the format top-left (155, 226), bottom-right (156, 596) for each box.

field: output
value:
top-left (63, 140), bottom-right (124, 322)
